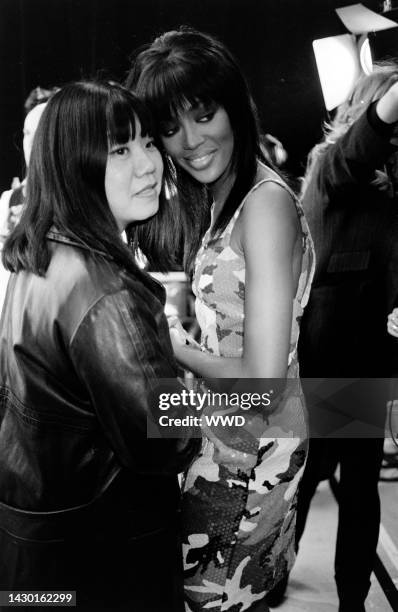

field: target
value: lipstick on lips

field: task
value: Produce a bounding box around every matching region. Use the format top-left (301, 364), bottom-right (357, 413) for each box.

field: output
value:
top-left (184, 150), bottom-right (216, 171)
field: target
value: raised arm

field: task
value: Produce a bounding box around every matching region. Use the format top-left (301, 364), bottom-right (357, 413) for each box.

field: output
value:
top-left (171, 182), bottom-right (300, 378)
top-left (313, 83), bottom-right (398, 197)
top-left (375, 81), bottom-right (398, 126)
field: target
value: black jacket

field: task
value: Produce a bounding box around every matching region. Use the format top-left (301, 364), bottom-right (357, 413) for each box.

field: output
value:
top-left (298, 104), bottom-right (398, 378)
top-left (0, 230), bottom-right (198, 609)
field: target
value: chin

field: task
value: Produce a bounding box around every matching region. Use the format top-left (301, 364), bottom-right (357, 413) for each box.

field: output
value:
top-left (140, 201), bottom-right (159, 221)
top-left (190, 169), bottom-right (221, 184)
top-left (188, 162), bottom-right (229, 185)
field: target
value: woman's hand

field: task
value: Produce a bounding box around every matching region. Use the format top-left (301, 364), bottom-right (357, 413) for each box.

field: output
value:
top-left (169, 325), bottom-right (186, 355)
top-left (387, 308), bottom-right (398, 337)
top-left (7, 204), bottom-right (23, 231)
top-left (168, 316), bottom-right (201, 359)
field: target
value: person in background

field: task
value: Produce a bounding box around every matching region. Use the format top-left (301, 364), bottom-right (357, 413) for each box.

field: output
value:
top-left (293, 63), bottom-right (398, 612)
top-left (260, 133), bottom-right (288, 168)
top-left (127, 27), bottom-right (315, 612)
top-left (0, 80), bottom-right (200, 611)
top-left (0, 86), bottom-right (58, 239)
top-left (384, 308), bottom-right (398, 481)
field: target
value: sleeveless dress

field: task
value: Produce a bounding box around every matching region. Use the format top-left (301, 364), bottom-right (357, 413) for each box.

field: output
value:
top-left (181, 165), bottom-right (315, 612)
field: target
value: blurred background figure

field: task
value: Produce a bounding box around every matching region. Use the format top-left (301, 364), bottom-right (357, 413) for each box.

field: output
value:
top-left (260, 132), bottom-right (288, 168)
top-left (0, 86), bottom-right (58, 313)
top-left (295, 63), bottom-right (398, 612)
top-left (0, 86), bottom-right (59, 239)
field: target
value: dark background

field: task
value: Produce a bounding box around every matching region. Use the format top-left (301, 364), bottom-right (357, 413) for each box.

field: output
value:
top-left (0, 0), bottom-right (392, 192)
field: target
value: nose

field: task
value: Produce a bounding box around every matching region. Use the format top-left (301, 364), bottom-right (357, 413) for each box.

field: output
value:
top-left (133, 145), bottom-right (156, 177)
top-left (182, 122), bottom-right (205, 150)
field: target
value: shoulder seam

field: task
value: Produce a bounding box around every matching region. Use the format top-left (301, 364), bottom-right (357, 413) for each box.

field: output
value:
top-left (69, 290), bottom-right (119, 346)
top-left (69, 288), bottom-right (157, 382)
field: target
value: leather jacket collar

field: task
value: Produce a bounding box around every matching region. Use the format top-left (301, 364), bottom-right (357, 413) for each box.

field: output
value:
top-left (46, 228), bottom-right (112, 259)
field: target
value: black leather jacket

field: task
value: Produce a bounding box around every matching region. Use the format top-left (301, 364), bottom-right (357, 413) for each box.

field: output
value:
top-left (298, 104), bottom-right (398, 378)
top-left (0, 231), bottom-right (198, 602)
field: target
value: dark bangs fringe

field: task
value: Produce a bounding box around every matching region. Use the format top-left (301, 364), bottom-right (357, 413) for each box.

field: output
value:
top-left (2, 82), bottom-right (159, 277)
top-left (106, 88), bottom-right (157, 145)
top-left (127, 38), bottom-right (274, 266)
top-left (140, 57), bottom-right (227, 126)
top-left (140, 55), bottom-right (268, 241)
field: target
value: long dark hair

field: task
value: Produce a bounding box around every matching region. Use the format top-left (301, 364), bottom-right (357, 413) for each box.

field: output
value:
top-left (2, 80), bottom-right (167, 276)
top-left (126, 27), bottom-right (267, 273)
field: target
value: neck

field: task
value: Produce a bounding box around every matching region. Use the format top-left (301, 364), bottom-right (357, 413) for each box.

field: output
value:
top-left (209, 168), bottom-right (236, 218)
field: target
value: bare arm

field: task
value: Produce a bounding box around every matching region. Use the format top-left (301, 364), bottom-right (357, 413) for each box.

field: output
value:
top-left (172, 182), bottom-right (299, 378)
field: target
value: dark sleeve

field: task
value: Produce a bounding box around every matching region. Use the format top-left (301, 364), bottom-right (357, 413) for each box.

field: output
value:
top-left (367, 100), bottom-right (396, 136)
top-left (69, 289), bottom-right (200, 474)
top-left (314, 102), bottom-right (396, 196)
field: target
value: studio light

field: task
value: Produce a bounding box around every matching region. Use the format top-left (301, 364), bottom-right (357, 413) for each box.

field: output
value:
top-left (313, 3), bottom-right (398, 111)
top-left (313, 34), bottom-right (361, 111)
top-left (359, 34), bottom-right (373, 75)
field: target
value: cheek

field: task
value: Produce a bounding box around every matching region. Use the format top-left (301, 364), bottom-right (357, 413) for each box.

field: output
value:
top-left (104, 169), bottom-right (120, 204)
top-left (222, 121), bottom-right (234, 147)
top-left (161, 136), bottom-right (180, 161)
top-left (155, 150), bottom-right (164, 177)
top-left (104, 168), bottom-right (111, 199)
top-left (224, 132), bottom-right (235, 163)
top-left (105, 165), bottom-right (129, 195)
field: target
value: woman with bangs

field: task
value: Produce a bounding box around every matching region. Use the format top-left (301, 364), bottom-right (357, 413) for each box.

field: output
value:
top-left (0, 80), bottom-right (199, 611)
top-left (128, 28), bottom-right (315, 612)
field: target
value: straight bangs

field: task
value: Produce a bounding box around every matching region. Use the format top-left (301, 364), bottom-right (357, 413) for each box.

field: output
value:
top-left (141, 60), bottom-right (228, 126)
top-left (3, 80), bottom-right (159, 276)
top-left (106, 89), bottom-right (156, 146)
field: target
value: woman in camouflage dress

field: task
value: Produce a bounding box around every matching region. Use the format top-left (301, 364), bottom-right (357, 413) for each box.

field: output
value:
top-left (128, 28), bottom-right (315, 612)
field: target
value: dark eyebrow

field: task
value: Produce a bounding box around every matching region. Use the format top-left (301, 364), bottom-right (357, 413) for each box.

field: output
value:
top-left (159, 116), bottom-right (178, 128)
top-left (194, 101), bottom-right (218, 112)
top-left (159, 101), bottom-right (218, 128)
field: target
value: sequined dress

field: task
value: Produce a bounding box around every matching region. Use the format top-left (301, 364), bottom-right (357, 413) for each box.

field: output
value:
top-left (181, 165), bottom-right (315, 612)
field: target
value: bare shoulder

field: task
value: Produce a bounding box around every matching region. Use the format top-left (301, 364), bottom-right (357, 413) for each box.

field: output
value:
top-left (242, 177), bottom-right (299, 229)
top-left (230, 165), bottom-right (299, 254)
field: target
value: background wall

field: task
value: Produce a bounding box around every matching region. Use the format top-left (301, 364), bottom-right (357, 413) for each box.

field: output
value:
top-left (0, 0), bottom-right (384, 192)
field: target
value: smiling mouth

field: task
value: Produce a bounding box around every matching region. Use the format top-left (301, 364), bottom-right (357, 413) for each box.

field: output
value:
top-left (135, 183), bottom-right (157, 197)
top-left (184, 152), bottom-right (216, 170)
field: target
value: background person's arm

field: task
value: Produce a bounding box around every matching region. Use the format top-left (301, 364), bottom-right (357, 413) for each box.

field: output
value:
top-left (311, 84), bottom-right (398, 199)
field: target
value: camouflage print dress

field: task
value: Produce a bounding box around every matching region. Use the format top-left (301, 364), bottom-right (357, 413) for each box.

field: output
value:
top-left (181, 165), bottom-right (315, 612)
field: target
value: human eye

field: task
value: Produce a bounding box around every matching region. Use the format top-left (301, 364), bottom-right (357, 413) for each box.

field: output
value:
top-left (197, 105), bottom-right (217, 123)
top-left (160, 122), bottom-right (179, 138)
top-left (109, 145), bottom-right (129, 156)
top-left (144, 137), bottom-right (158, 150)
top-left (197, 112), bottom-right (215, 123)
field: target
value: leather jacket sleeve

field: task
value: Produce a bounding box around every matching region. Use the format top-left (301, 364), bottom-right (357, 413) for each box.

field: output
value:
top-left (69, 288), bottom-right (200, 474)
